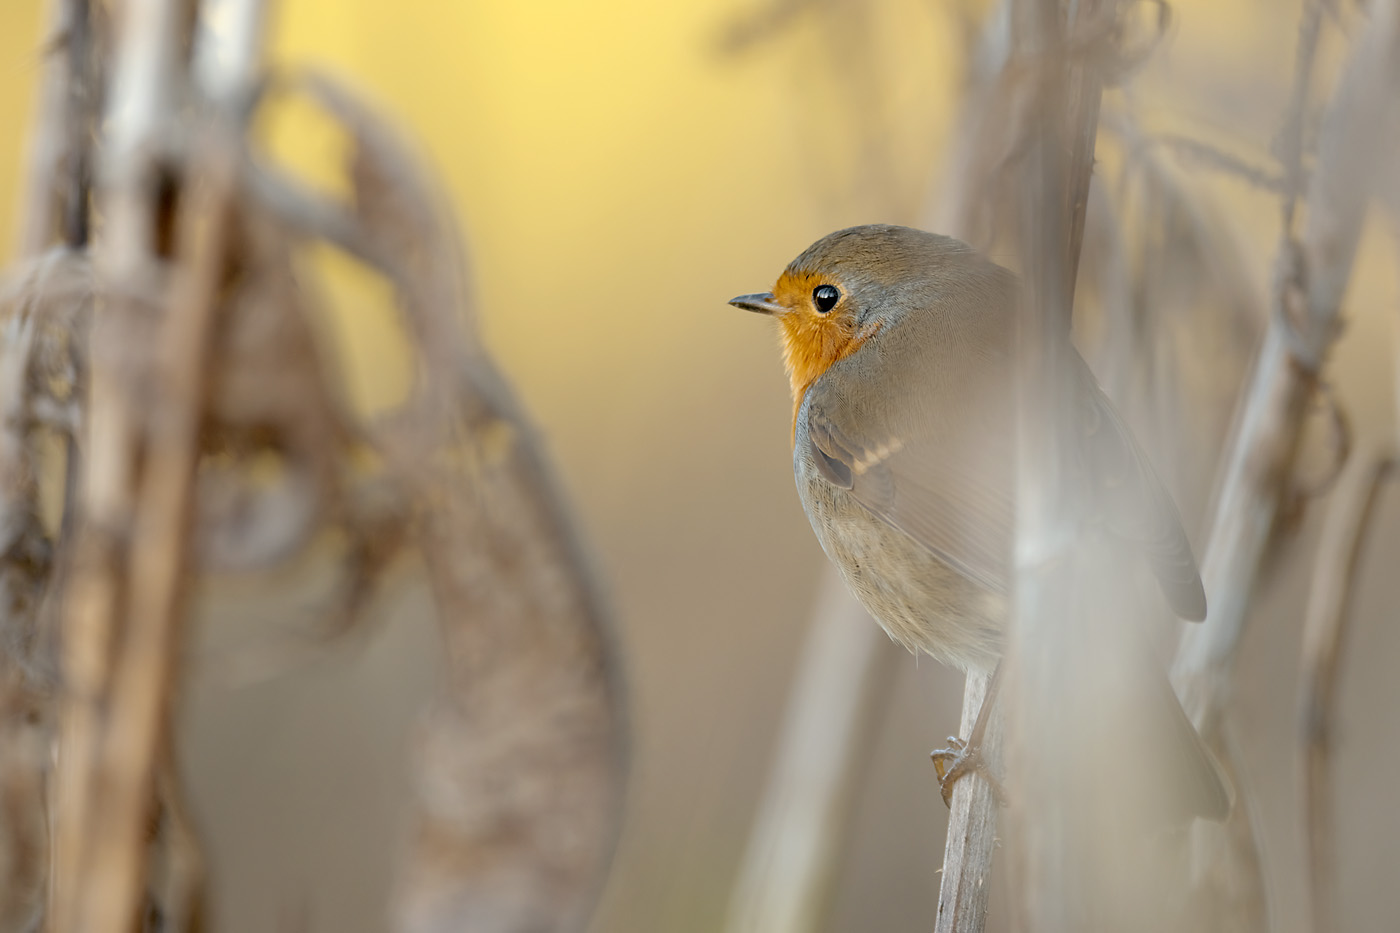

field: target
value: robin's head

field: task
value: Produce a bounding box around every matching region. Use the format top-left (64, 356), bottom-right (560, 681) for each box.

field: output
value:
top-left (731, 225), bottom-right (980, 413)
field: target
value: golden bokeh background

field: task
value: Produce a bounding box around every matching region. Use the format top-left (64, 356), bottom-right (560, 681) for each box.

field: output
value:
top-left (2, 1), bottom-right (1399, 931)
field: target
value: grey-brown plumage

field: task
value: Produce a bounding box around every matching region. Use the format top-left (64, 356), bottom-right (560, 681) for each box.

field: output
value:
top-left (785, 226), bottom-right (1204, 669)
top-left (734, 224), bottom-right (1227, 821)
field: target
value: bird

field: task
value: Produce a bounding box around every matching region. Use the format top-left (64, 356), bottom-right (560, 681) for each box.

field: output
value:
top-left (730, 223), bottom-right (1229, 820)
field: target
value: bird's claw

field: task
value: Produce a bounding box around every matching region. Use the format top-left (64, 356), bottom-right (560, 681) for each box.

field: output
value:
top-left (931, 735), bottom-right (1005, 809)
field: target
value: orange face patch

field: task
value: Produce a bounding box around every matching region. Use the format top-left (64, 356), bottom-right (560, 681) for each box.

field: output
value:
top-left (771, 271), bottom-right (880, 442)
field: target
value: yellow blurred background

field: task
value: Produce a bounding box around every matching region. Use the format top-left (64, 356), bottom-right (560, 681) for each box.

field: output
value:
top-left (3, 1), bottom-right (1399, 931)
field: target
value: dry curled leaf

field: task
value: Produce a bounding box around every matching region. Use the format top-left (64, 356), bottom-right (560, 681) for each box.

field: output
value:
top-left (248, 70), bottom-right (627, 933)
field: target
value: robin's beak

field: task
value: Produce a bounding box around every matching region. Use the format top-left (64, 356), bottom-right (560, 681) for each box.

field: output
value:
top-left (729, 292), bottom-right (787, 316)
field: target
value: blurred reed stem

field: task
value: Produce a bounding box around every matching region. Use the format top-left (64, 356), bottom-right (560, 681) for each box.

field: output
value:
top-left (1002, 0), bottom-right (1115, 927)
top-left (50, 0), bottom-right (196, 927)
top-left (1298, 446), bottom-right (1396, 933)
top-left (722, 572), bottom-right (899, 933)
top-left (1170, 1), bottom-right (1400, 928)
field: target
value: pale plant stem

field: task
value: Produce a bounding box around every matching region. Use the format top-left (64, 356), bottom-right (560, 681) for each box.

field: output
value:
top-left (1169, 1), bottom-right (1400, 929)
top-left (933, 671), bottom-right (1000, 933)
top-left (973, 0), bottom-right (1109, 929)
top-left (75, 141), bottom-right (233, 933)
top-left (14, 0), bottom-right (73, 256)
top-left (1298, 448), bottom-right (1396, 933)
top-left (1172, 0), bottom-right (1400, 730)
top-left (723, 573), bottom-right (900, 933)
top-left (51, 0), bottom-right (191, 930)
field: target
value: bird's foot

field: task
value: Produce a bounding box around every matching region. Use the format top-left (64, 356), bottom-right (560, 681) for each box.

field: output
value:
top-left (931, 735), bottom-right (1006, 809)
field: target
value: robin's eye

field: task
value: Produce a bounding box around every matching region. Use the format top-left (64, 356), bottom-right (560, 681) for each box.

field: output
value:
top-left (813, 284), bottom-right (840, 313)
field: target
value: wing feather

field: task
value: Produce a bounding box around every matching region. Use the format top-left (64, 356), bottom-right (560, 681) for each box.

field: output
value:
top-left (803, 336), bottom-right (1205, 620)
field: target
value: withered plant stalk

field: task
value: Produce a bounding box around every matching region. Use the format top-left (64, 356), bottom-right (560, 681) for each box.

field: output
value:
top-left (1170, 3), bottom-right (1400, 928)
top-left (5, 0), bottom-right (628, 931)
top-left (1298, 447), bottom-right (1395, 933)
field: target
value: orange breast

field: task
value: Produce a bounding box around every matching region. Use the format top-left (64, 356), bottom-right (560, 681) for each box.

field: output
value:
top-left (779, 314), bottom-right (881, 443)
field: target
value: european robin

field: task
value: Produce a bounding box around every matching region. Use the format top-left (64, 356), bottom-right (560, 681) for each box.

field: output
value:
top-left (731, 224), bottom-right (1228, 819)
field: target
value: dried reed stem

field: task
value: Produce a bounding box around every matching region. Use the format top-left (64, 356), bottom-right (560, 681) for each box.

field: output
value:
top-left (15, 0), bottom-right (66, 255)
top-left (938, 0), bottom-right (1111, 928)
top-left (20, 0), bottom-right (98, 253)
top-left (1169, 1), bottom-right (1400, 926)
top-left (75, 140), bottom-right (232, 933)
top-left (935, 0), bottom-right (1108, 924)
top-left (1278, 0), bottom-right (1324, 233)
top-left (0, 264), bottom-right (62, 932)
top-left (1298, 448), bottom-right (1395, 933)
top-left (1059, 3), bottom-right (1108, 309)
top-left (8, 3), bottom-right (96, 928)
top-left (1169, 0), bottom-right (1400, 772)
top-left (18, 2), bottom-right (624, 930)
top-left (723, 574), bottom-right (900, 933)
top-left (933, 670), bottom-right (1001, 933)
top-left (193, 0), bottom-right (268, 104)
top-left (1004, 0), bottom-right (1106, 923)
top-left (50, 0), bottom-right (193, 929)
